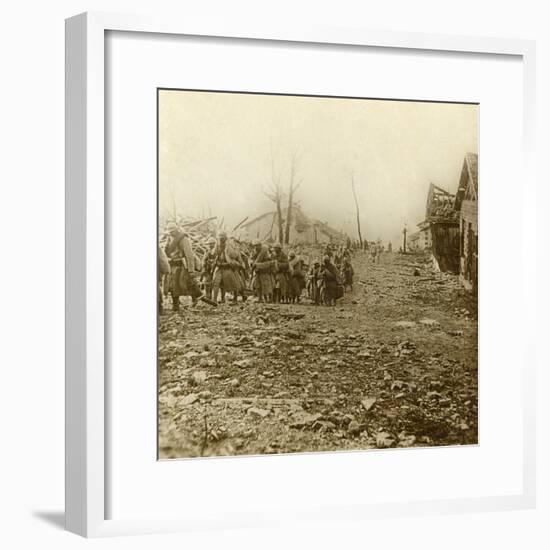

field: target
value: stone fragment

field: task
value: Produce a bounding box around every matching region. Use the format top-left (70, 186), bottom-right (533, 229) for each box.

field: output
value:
top-left (376, 432), bottom-right (396, 448)
top-left (180, 393), bottom-right (199, 406)
top-left (347, 420), bottom-right (361, 436)
top-left (247, 407), bottom-right (271, 419)
top-left (397, 434), bottom-right (417, 447)
top-left (361, 397), bottom-right (377, 411)
top-left (289, 412), bottom-right (322, 429)
top-left (234, 359), bottom-right (253, 368)
top-left (394, 321), bottom-right (416, 328)
top-left (191, 371), bottom-right (207, 385)
top-left (419, 318), bottom-right (440, 327)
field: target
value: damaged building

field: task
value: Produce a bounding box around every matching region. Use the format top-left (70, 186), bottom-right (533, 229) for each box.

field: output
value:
top-left (418, 183), bottom-right (460, 273)
top-left (414, 152), bottom-right (478, 288)
top-left (454, 152), bottom-right (478, 291)
top-left (408, 227), bottom-right (431, 251)
top-left (241, 204), bottom-right (346, 245)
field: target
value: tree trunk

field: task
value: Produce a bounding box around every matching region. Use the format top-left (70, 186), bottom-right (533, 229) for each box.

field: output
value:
top-left (284, 153), bottom-right (299, 245)
top-left (285, 188), bottom-right (293, 245)
top-left (276, 199), bottom-right (284, 244)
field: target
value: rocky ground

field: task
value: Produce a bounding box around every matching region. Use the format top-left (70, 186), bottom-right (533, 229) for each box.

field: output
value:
top-left (158, 251), bottom-right (478, 459)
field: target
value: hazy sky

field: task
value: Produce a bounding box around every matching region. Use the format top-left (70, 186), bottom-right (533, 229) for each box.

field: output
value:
top-left (159, 90), bottom-right (478, 245)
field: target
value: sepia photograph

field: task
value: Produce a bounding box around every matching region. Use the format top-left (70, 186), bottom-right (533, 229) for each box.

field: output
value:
top-left (157, 89), bottom-right (479, 459)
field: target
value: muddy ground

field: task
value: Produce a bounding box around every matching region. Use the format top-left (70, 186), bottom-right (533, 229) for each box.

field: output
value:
top-left (158, 251), bottom-right (478, 459)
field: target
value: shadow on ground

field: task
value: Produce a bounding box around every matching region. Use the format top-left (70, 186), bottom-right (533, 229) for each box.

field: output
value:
top-left (33, 510), bottom-right (65, 530)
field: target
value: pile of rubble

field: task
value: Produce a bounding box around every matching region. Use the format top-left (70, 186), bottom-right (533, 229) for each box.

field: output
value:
top-left (158, 251), bottom-right (478, 458)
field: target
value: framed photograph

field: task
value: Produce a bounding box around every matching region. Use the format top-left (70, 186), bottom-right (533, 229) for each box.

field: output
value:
top-left (66, 11), bottom-right (537, 537)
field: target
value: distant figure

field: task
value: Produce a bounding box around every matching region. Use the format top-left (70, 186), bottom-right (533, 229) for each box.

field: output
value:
top-left (307, 260), bottom-right (322, 305)
top-left (321, 256), bottom-right (339, 306)
top-left (388, 242), bottom-right (392, 253)
top-left (342, 257), bottom-right (354, 292)
top-left (376, 241), bottom-right (384, 263)
top-left (370, 243), bottom-right (378, 264)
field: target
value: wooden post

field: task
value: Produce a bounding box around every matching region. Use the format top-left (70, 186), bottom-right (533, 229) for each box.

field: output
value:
top-left (351, 173), bottom-right (363, 248)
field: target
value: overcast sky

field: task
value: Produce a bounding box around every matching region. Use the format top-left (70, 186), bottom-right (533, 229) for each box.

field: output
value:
top-left (159, 90), bottom-right (478, 245)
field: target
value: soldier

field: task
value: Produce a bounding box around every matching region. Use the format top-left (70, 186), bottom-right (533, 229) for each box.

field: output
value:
top-left (370, 242), bottom-right (378, 264)
top-left (376, 240), bottom-right (384, 263)
top-left (272, 243), bottom-right (290, 304)
top-left (307, 260), bottom-right (317, 303)
top-left (321, 256), bottom-right (339, 306)
top-left (251, 241), bottom-right (273, 303)
top-left (334, 246), bottom-right (343, 271)
top-left (211, 232), bottom-right (244, 304)
top-left (342, 256), bottom-right (354, 292)
top-left (288, 251), bottom-right (306, 304)
top-left (158, 245), bottom-right (170, 315)
top-left (234, 240), bottom-right (250, 303)
top-left (165, 223), bottom-right (204, 310)
top-left (201, 238), bottom-right (217, 300)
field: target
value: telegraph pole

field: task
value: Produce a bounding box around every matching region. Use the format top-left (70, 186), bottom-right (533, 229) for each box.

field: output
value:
top-left (351, 173), bottom-right (363, 248)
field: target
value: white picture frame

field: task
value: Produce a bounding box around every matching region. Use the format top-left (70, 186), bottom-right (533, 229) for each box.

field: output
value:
top-left (65, 11), bottom-right (537, 537)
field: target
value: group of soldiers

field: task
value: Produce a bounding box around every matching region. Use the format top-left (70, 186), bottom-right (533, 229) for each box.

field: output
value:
top-left (158, 223), bottom-right (357, 312)
top-left (305, 245), bottom-right (355, 306)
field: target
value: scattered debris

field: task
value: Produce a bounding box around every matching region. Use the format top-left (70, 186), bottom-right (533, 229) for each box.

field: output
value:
top-left (394, 321), bottom-right (417, 329)
top-left (159, 251), bottom-right (478, 458)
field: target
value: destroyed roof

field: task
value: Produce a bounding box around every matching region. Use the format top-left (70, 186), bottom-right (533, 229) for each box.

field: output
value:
top-left (241, 204), bottom-right (345, 240)
top-left (425, 182), bottom-right (458, 223)
top-left (454, 152), bottom-right (478, 210)
top-left (314, 220), bottom-right (344, 239)
top-left (292, 205), bottom-right (311, 231)
top-left (241, 211), bottom-right (275, 229)
top-left (466, 152), bottom-right (478, 195)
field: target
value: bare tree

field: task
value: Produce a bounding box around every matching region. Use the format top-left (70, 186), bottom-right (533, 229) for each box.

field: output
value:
top-left (284, 150), bottom-right (303, 245)
top-left (263, 146), bottom-right (284, 243)
top-left (351, 172), bottom-right (363, 248)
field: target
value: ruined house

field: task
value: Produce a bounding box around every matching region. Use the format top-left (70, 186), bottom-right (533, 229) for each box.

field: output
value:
top-left (408, 227), bottom-right (431, 251)
top-left (408, 231), bottom-right (421, 250)
top-left (241, 205), bottom-right (346, 245)
top-left (454, 152), bottom-right (478, 290)
top-left (419, 183), bottom-right (460, 273)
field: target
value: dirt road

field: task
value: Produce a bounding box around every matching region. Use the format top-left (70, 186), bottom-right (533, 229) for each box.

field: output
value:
top-left (158, 251), bottom-right (478, 458)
